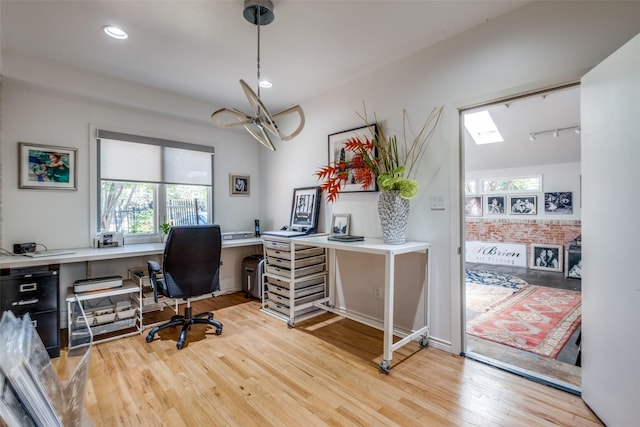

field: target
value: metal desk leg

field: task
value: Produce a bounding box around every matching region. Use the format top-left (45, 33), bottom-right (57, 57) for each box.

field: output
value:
top-left (328, 247), bottom-right (336, 308)
top-left (379, 251), bottom-right (395, 374)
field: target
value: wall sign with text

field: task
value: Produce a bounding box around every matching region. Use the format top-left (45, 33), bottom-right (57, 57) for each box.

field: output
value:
top-left (465, 241), bottom-right (527, 267)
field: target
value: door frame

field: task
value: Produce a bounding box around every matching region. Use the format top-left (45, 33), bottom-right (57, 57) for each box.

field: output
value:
top-left (456, 82), bottom-right (581, 393)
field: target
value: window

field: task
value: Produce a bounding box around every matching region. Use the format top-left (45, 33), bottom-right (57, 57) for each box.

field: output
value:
top-left (481, 175), bottom-right (541, 194)
top-left (463, 110), bottom-right (503, 145)
top-left (96, 130), bottom-right (214, 242)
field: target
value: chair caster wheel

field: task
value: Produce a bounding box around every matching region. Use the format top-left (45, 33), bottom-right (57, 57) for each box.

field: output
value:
top-left (215, 326), bottom-right (223, 335)
top-left (177, 341), bottom-right (185, 349)
top-left (145, 334), bottom-right (154, 343)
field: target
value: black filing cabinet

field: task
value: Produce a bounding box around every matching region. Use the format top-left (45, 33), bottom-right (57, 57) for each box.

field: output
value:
top-left (1, 264), bottom-right (60, 358)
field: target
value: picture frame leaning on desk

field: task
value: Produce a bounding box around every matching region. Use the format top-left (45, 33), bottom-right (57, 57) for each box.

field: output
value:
top-left (331, 214), bottom-right (350, 236)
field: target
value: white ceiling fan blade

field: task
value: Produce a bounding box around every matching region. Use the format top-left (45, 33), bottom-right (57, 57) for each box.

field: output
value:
top-left (239, 79), bottom-right (262, 117)
top-left (239, 79), bottom-right (279, 137)
top-left (272, 104), bottom-right (305, 141)
top-left (211, 79), bottom-right (305, 150)
top-left (243, 120), bottom-right (276, 151)
top-left (210, 107), bottom-right (253, 128)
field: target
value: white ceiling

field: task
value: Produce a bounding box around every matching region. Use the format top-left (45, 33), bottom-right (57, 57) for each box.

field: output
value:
top-left (1, 0), bottom-right (528, 112)
top-left (464, 85), bottom-right (581, 171)
top-left (2, 1), bottom-right (578, 170)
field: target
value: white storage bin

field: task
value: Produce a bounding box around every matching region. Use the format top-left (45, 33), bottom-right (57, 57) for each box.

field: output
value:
top-left (267, 254), bottom-right (325, 269)
top-left (265, 262), bottom-right (325, 279)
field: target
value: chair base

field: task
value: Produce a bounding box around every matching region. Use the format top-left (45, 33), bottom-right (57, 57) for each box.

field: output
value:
top-left (146, 305), bottom-right (223, 349)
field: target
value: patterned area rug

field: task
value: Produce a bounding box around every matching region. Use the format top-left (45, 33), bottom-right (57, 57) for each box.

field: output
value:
top-left (466, 269), bottom-right (528, 289)
top-left (465, 270), bottom-right (528, 314)
top-left (466, 285), bottom-right (582, 358)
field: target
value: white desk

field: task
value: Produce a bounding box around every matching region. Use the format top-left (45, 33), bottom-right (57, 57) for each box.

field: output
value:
top-left (290, 235), bottom-right (431, 373)
top-left (1, 238), bottom-right (263, 343)
top-left (0, 238), bottom-right (263, 269)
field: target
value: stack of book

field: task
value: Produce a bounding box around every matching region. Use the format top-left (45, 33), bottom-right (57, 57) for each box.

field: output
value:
top-left (327, 235), bottom-right (364, 242)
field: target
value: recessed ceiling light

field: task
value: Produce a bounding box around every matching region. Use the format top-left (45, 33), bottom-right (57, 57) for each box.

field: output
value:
top-left (103, 25), bottom-right (128, 40)
top-left (259, 80), bottom-right (273, 88)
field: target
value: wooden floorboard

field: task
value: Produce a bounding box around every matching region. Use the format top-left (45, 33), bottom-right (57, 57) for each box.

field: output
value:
top-left (53, 293), bottom-right (602, 426)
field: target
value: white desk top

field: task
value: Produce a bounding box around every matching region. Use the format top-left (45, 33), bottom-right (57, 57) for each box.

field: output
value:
top-left (290, 235), bottom-right (430, 255)
top-left (0, 238), bottom-right (262, 269)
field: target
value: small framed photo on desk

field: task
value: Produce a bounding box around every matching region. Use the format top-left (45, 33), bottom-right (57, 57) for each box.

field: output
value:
top-left (331, 214), bottom-right (350, 236)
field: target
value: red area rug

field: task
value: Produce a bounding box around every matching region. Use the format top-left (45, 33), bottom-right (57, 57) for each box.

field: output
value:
top-left (466, 285), bottom-right (581, 358)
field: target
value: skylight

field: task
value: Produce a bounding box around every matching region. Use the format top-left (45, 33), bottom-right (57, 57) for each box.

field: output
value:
top-left (464, 110), bottom-right (503, 145)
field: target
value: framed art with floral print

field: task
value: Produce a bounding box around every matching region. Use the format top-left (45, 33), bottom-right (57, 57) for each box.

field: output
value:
top-left (19, 142), bottom-right (77, 190)
top-left (327, 124), bottom-right (378, 194)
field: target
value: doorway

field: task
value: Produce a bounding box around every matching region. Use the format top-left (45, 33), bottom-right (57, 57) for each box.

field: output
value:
top-left (461, 84), bottom-right (582, 393)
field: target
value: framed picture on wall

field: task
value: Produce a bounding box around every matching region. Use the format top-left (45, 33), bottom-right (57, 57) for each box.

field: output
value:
top-left (530, 243), bottom-right (563, 272)
top-left (508, 195), bottom-right (537, 215)
top-left (485, 195), bottom-right (506, 215)
top-left (465, 178), bottom-right (477, 194)
top-left (230, 174), bottom-right (250, 196)
top-left (327, 124), bottom-right (378, 194)
top-left (544, 191), bottom-right (573, 214)
top-left (19, 142), bottom-right (77, 190)
top-left (464, 196), bottom-right (482, 216)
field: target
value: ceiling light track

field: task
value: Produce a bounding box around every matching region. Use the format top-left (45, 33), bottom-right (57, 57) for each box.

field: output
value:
top-left (529, 125), bottom-right (580, 141)
top-left (210, 0), bottom-right (305, 151)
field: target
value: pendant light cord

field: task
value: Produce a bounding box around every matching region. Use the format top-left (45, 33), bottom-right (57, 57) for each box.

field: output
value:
top-left (256, 6), bottom-right (261, 102)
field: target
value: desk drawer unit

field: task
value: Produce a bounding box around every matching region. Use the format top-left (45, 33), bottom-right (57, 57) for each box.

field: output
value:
top-left (0, 265), bottom-right (60, 358)
top-left (261, 235), bottom-right (327, 326)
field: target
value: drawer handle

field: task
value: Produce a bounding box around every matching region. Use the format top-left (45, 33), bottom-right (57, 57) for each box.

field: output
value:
top-left (12, 298), bottom-right (39, 306)
top-left (20, 283), bottom-right (37, 292)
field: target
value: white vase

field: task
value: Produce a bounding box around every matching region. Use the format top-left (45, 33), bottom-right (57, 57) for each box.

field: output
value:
top-left (378, 190), bottom-right (410, 244)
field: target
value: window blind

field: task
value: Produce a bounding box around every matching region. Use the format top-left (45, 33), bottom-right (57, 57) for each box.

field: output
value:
top-left (97, 130), bottom-right (214, 185)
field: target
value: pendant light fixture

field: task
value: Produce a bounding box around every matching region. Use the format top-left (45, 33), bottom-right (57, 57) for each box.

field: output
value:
top-left (211, 0), bottom-right (305, 151)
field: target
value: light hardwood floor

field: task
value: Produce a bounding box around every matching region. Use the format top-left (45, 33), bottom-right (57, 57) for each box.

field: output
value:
top-left (54, 293), bottom-right (602, 426)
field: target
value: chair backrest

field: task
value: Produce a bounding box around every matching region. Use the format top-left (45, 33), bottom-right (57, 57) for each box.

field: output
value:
top-left (162, 225), bottom-right (222, 299)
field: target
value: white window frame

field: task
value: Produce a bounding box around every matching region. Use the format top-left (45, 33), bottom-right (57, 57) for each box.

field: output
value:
top-left (481, 174), bottom-right (542, 194)
top-left (89, 126), bottom-right (214, 245)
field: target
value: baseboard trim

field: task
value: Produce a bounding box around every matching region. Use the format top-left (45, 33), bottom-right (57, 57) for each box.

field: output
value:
top-left (426, 336), bottom-right (452, 353)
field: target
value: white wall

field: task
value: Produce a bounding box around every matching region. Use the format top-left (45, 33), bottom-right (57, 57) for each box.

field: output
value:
top-left (258, 2), bottom-right (640, 352)
top-left (466, 161), bottom-right (581, 220)
top-left (1, 72), bottom-right (262, 249)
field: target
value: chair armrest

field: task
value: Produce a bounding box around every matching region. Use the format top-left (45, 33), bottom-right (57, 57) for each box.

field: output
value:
top-left (147, 261), bottom-right (161, 303)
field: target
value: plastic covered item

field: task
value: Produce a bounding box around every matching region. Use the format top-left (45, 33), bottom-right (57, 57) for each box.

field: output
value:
top-left (0, 297), bottom-right (94, 426)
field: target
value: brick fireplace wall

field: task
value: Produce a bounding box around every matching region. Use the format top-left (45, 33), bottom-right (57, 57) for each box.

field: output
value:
top-left (466, 218), bottom-right (581, 256)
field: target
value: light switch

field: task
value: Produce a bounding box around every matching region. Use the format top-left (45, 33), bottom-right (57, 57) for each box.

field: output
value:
top-left (431, 194), bottom-right (446, 210)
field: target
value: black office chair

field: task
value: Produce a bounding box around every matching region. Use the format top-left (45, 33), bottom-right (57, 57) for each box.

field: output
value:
top-left (145, 225), bottom-right (223, 349)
